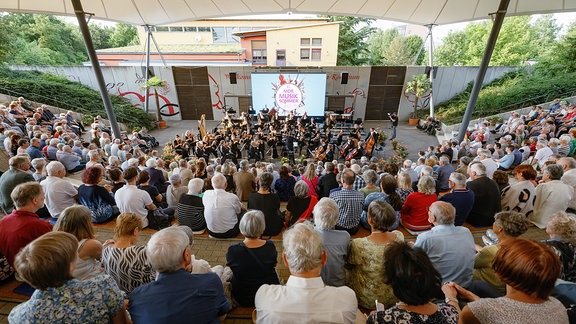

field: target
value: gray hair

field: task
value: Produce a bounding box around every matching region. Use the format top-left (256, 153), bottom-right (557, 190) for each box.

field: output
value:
top-left (108, 156), bottom-right (120, 166)
top-left (146, 227), bottom-right (190, 273)
top-left (9, 155), bottom-right (29, 169)
top-left (258, 172), bottom-right (273, 191)
top-left (313, 198), bottom-right (339, 230)
top-left (362, 169), bottom-right (378, 185)
top-left (470, 162), bottom-right (486, 176)
top-left (449, 172), bottom-right (466, 187)
top-left (294, 180), bottom-right (310, 198)
top-left (283, 222), bottom-right (324, 274)
top-left (417, 176), bottom-right (436, 195)
top-left (439, 155), bottom-right (450, 164)
top-left (87, 149), bottom-right (99, 160)
top-left (545, 164), bottom-right (563, 180)
top-left (31, 158), bottom-right (47, 171)
top-left (211, 172), bottom-right (227, 189)
top-left (146, 158), bottom-right (158, 168)
top-left (420, 166), bottom-right (433, 177)
top-left (45, 161), bottom-right (65, 176)
top-left (169, 174), bottom-right (182, 185)
top-left (188, 178), bottom-right (204, 195)
top-left (266, 164), bottom-right (275, 172)
top-left (239, 210), bottom-right (265, 238)
top-left (559, 157), bottom-right (576, 170)
top-left (239, 159), bottom-right (249, 170)
top-left (429, 201), bottom-right (456, 225)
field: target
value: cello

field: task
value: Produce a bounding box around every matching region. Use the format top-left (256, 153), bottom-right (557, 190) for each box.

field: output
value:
top-left (364, 132), bottom-right (376, 156)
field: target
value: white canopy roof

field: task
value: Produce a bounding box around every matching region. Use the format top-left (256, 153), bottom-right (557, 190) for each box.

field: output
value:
top-left (2, 0), bottom-right (576, 26)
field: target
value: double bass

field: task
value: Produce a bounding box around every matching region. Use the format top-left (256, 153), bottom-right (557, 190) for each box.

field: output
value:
top-left (364, 132), bottom-right (376, 156)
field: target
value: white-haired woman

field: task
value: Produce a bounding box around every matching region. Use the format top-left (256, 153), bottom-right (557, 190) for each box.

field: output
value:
top-left (313, 197), bottom-right (350, 287)
top-left (544, 211), bottom-right (576, 282)
top-left (285, 180), bottom-right (318, 227)
top-left (177, 178), bottom-right (206, 234)
top-left (226, 210), bottom-right (280, 307)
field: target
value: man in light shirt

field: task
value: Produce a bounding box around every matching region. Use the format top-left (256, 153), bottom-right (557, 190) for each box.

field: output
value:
top-left (202, 173), bottom-right (243, 238)
top-left (41, 161), bottom-right (78, 221)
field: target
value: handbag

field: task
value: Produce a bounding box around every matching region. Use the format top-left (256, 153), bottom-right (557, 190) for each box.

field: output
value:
top-left (147, 208), bottom-right (173, 230)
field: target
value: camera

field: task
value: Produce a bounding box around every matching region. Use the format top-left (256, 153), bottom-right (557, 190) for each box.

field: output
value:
top-left (387, 113), bottom-right (391, 116)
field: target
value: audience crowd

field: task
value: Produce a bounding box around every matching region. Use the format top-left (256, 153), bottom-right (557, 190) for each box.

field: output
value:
top-left (1, 97), bottom-right (576, 323)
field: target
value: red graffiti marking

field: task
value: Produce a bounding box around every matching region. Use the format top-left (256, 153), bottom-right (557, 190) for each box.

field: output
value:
top-left (208, 73), bottom-right (224, 110)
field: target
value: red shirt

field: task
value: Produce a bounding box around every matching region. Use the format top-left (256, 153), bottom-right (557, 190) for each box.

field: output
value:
top-left (0, 210), bottom-right (52, 267)
top-left (400, 192), bottom-right (438, 231)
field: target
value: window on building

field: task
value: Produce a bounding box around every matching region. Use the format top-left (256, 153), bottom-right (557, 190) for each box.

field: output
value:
top-left (184, 27), bottom-right (197, 32)
top-left (169, 26), bottom-right (184, 32)
top-left (155, 26), bottom-right (169, 32)
top-left (300, 48), bottom-right (311, 60)
top-left (300, 38), bottom-right (311, 46)
top-left (312, 38), bottom-right (322, 46)
top-left (252, 40), bottom-right (267, 64)
top-left (212, 27), bottom-right (226, 43)
top-left (311, 48), bottom-right (322, 61)
top-left (198, 27), bottom-right (211, 32)
top-left (226, 27), bottom-right (239, 43)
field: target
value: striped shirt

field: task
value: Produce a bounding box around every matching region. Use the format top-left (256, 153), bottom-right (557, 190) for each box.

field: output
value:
top-left (177, 194), bottom-right (206, 232)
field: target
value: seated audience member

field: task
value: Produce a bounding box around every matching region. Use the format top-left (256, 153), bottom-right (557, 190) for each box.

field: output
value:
top-left (274, 165), bottom-right (296, 202)
top-left (316, 162), bottom-right (339, 198)
top-left (359, 169), bottom-right (379, 197)
top-left (115, 167), bottom-right (157, 229)
top-left (532, 164), bottom-right (573, 228)
top-left (497, 145), bottom-right (515, 170)
top-left (361, 174), bottom-right (402, 230)
top-left (435, 155), bottom-right (454, 194)
top-left (78, 167), bottom-right (119, 223)
top-left (177, 178), bottom-right (207, 234)
top-left (396, 171), bottom-right (414, 203)
top-left (9, 232), bottom-right (128, 323)
top-left (347, 201), bottom-right (403, 309)
top-left (448, 238), bottom-right (569, 324)
top-left (367, 242), bottom-right (460, 324)
top-left (53, 205), bottom-right (104, 280)
top-left (439, 172), bottom-right (474, 226)
top-left (414, 201), bottom-right (475, 288)
top-left (101, 213), bottom-right (155, 294)
top-left (400, 175), bottom-right (437, 233)
top-left (226, 210), bottom-right (280, 307)
top-left (0, 182), bottom-right (52, 274)
top-left (106, 167), bottom-right (125, 193)
top-left (558, 157), bottom-right (576, 212)
top-left (57, 145), bottom-right (85, 173)
top-left (129, 227), bottom-right (231, 322)
top-left (203, 173), bottom-right (243, 238)
top-left (0, 155), bottom-right (35, 214)
top-left (501, 164), bottom-right (537, 217)
top-left (144, 158), bottom-right (167, 194)
top-left (543, 212), bottom-right (576, 282)
top-left (137, 170), bottom-right (174, 217)
top-left (248, 172), bottom-right (282, 236)
top-left (466, 162), bottom-right (501, 227)
top-left (255, 222), bottom-right (358, 323)
top-left (30, 158), bottom-right (46, 182)
top-left (285, 180), bottom-right (318, 226)
top-left (234, 160), bottom-right (256, 202)
top-left (301, 164), bottom-right (320, 199)
top-left (166, 174), bottom-right (187, 211)
top-left (313, 197), bottom-right (350, 287)
top-left (329, 168), bottom-right (364, 235)
top-left (41, 161), bottom-right (78, 221)
top-left (473, 211), bottom-right (530, 296)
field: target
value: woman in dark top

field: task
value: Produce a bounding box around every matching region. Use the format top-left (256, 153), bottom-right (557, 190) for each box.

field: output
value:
top-left (106, 168), bottom-right (125, 193)
top-left (137, 170), bottom-right (174, 216)
top-left (274, 165), bottom-right (296, 202)
top-left (285, 180), bottom-right (318, 226)
top-left (176, 178), bottom-right (206, 234)
top-left (226, 210), bottom-right (280, 307)
top-left (78, 167), bottom-right (119, 223)
top-left (248, 172), bottom-right (282, 236)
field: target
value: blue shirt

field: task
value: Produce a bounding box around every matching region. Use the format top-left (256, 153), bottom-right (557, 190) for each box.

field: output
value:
top-left (414, 224), bottom-right (475, 288)
top-left (439, 189), bottom-right (475, 226)
top-left (129, 269), bottom-right (230, 324)
top-left (25, 145), bottom-right (44, 160)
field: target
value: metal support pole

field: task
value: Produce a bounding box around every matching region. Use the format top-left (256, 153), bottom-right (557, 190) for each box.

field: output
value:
top-left (427, 24), bottom-right (435, 118)
top-left (71, 0), bottom-right (121, 139)
top-left (457, 0), bottom-right (510, 143)
top-left (144, 26), bottom-right (152, 114)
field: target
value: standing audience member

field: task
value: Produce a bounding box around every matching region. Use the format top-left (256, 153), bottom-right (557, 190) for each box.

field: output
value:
top-left (255, 222), bottom-right (358, 323)
top-left (129, 227), bottom-right (231, 322)
top-left (347, 200), bottom-right (404, 310)
top-left (234, 160), bottom-right (256, 202)
top-left (226, 210), bottom-right (280, 307)
top-left (313, 197), bottom-right (350, 287)
top-left (414, 201), bottom-right (475, 288)
top-left (531, 164), bottom-right (573, 228)
top-left (8, 232), bottom-right (128, 323)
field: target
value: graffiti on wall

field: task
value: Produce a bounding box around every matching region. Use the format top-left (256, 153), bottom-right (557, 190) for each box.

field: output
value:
top-left (208, 73), bottom-right (224, 110)
top-left (344, 88), bottom-right (366, 114)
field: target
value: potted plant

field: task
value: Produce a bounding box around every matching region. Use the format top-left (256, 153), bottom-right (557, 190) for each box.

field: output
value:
top-left (142, 76), bottom-right (168, 129)
top-left (404, 74), bottom-right (431, 126)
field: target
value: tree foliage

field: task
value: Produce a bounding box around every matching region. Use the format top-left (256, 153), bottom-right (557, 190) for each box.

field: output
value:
top-left (366, 28), bottom-right (425, 66)
top-left (0, 13), bottom-right (140, 66)
top-left (434, 15), bottom-right (559, 66)
top-left (323, 16), bottom-right (375, 66)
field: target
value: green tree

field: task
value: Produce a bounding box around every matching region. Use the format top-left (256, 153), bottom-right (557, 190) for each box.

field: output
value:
top-left (366, 29), bottom-right (399, 65)
top-left (382, 37), bottom-right (414, 65)
top-left (323, 16), bottom-right (375, 66)
top-left (538, 22), bottom-right (576, 74)
top-left (89, 23), bottom-right (114, 49)
top-left (404, 35), bottom-right (425, 65)
top-left (110, 23), bottom-right (140, 47)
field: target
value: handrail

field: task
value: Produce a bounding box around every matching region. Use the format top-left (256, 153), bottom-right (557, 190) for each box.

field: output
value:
top-left (0, 86), bottom-right (93, 115)
top-left (478, 88), bottom-right (576, 116)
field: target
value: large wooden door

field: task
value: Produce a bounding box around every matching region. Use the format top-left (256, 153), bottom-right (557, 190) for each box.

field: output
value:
top-left (172, 67), bottom-right (213, 120)
top-left (365, 66), bottom-right (406, 120)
